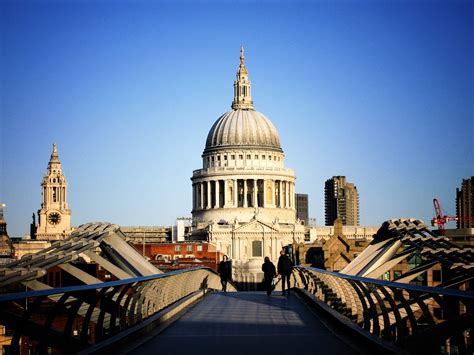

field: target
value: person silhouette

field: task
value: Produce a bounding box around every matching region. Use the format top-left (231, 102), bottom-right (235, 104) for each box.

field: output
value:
top-left (217, 255), bottom-right (232, 292)
top-left (277, 250), bottom-right (293, 296)
top-left (262, 256), bottom-right (276, 295)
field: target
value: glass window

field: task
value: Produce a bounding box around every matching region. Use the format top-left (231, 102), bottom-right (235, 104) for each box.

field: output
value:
top-left (239, 154), bottom-right (243, 159)
top-left (246, 154), bottom-right (251, 159)
top-left (262, 155), bottom-right (265, 160)
top-left (175, 245), bottom-right (181, 252)
top-left (187, 245), bottom-right (193, 252)
top-left (197, 245), bottom-right (203, 252)
top-left (255, 155), bottom-right (258, 159)
top-left (231, 155), bottom-right (235, 160)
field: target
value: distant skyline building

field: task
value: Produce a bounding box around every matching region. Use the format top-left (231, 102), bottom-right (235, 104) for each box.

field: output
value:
top-left (35, 144), bottom-right (72, 240)
top-left (295, 193), bottom-right (309, 225)
top-left (325, 176), bottom-right (359, 226)
top-left (456, 176), bottom-right (474, 228)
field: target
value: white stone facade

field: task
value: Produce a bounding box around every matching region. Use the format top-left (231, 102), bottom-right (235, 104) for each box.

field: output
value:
top-left (191, 48), bottom-right (305, 284)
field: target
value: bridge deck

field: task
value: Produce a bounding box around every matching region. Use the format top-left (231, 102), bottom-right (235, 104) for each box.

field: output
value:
top-left (128, 292), bottom-right (359, 355)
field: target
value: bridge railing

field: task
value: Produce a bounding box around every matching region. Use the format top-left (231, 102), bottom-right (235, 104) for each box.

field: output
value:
top-left (0, 267), bottom-right (235, 354)
top-left (292, 266), bottom-right (474, 354)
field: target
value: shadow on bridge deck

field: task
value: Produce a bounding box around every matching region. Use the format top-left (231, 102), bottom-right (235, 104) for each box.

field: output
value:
top-left (126, 292), bottom-right (360, 355)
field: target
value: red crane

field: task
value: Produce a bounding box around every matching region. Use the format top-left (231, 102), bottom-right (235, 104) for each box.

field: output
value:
top-left (431, 198), bottom-right (458, 230)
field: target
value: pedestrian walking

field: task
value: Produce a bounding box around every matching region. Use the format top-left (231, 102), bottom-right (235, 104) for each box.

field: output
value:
top-left (277, 250), bottom-right (293, 295)
top-left (262, 257), bottom-right (276, 295)
top-left (217, 255), bottom-right (232, 292)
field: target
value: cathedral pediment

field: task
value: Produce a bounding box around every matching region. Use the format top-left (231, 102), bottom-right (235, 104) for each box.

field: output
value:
top-left (233, 219), bottom-right (279, 233)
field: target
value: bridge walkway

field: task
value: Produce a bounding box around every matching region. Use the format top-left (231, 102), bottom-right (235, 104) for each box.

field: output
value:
top-left (126, 292), bottom-right (360, 355)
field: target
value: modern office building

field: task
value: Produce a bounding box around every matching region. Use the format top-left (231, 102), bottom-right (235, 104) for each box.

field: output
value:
top-left (295, 193), bottom-right (309, 225)
top-left (456, 176), bottom-right (474, 228)
top-left (325, 176), bottom-right (359, 226)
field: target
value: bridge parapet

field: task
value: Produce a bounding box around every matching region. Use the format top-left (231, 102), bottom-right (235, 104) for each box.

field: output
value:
top-left (0, 267), bottom-right (235, 353)
top-left (292, 266), bottom-right (474, 354)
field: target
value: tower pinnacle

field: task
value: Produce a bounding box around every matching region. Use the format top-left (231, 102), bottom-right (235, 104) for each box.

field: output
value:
top-left (48, 143), bottom-right (61, 172)
top-left (50, 143), bottom-right (59, 162)
top-left (232, 46), bottom-right (254, 110)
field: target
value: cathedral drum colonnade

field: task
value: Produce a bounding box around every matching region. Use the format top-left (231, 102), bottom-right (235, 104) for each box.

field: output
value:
top-left (191, 48), bottom-right (305, 286)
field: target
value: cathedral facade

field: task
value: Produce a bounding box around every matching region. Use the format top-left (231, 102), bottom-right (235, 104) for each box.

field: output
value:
top-left (191, 48), bottom-right (305, 285)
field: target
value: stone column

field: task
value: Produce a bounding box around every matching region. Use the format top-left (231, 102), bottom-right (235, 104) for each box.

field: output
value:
top-left (206, 181), bottom-right (211, 209)
top-left (290, 182), bottom-right (293, 208)
top-left (253, 179), bottom-right (257, 208)
top-left (233, 180), bottom-right (238, 207)
top-left (285, 181), bottom-right (289, 208)
top-left (272, 180), bottom-right (276, 208)
top-left (197, 184), bottom-right (200, 210)
top-left (223, 180), bottom-right (228, 208)
top-left (288, 182), bottom-right (292, 208)
top-left (198, 183), bottom-right (202, 210)
top-left (215, 180), bottom-right (220, 208)
top-left (200, 182), bottom-right (204, 210)
top-left (291, 182), bottom-right (295, 208)
top-left (243, 179), bottom-right (248, 208)
top-left (263, 180), bottom-right (267, 208)
top-left (278, 181), bottom-right (283, 208)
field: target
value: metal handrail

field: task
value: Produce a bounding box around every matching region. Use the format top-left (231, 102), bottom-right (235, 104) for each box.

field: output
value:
top-left (293, 266), bottom-right (473, 354)
top-left (0, 267), bottom-right (209, 302)
top-left (0, 267), bottom-right (235, 353)
top-left (304, 266), bottom-right (474, 299)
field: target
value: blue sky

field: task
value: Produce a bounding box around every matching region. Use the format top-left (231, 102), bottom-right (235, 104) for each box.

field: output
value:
top-left (1, 0), bottom-right (472, 237)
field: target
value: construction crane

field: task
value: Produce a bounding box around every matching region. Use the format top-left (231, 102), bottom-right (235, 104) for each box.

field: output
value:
top-left (431, 198), bottom-right (457, 230)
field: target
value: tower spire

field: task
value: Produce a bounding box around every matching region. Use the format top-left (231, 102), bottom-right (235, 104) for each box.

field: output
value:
top-left (232, 46), bottom-right (254, 110)
top-left (50, 143), bottom-right (59, 162)
top-left (47, 143), bottom-right (62, 173)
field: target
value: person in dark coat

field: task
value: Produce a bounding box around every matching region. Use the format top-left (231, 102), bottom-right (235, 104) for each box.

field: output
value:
top-left (277, 250), bottom-right (293, 295)
top-left (217, 255), bottom-right (231, 292)
top-left (262, 257), bottom-right (277, 295)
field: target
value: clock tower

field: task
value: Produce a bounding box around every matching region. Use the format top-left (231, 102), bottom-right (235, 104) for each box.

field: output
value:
top-left (36, 144), bottom-right (72, 240)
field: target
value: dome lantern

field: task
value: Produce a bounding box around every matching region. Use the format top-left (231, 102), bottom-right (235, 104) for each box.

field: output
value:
top-left (204, 48), bottom-right (282, 153)
top-left (231, 46), bottom-right (254, 110)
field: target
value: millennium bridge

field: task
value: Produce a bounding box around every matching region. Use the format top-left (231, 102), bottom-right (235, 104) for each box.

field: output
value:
top-left (0, 220), bottom-right (472, 354)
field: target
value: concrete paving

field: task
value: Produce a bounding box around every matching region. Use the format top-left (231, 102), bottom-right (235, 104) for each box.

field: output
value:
top-left (128, 292), bottom-right (360, 355)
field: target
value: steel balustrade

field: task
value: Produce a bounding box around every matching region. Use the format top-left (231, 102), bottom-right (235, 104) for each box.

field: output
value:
top-left (0, 267), bottom-right (235, 354)
top-left (293, 266), bottom-right (474, 354)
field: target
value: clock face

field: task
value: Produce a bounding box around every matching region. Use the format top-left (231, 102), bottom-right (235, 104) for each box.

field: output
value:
top-left (48, 212), bottom-right (61, 225)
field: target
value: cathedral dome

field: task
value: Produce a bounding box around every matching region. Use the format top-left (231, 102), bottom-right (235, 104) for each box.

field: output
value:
top-left (205, 109), bottom-right (282, 152)
top-left (204, 47), bottom-right (282, 154)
